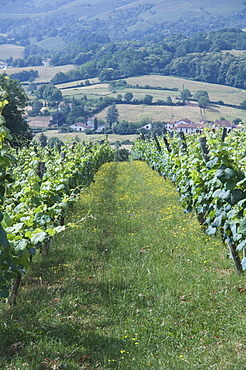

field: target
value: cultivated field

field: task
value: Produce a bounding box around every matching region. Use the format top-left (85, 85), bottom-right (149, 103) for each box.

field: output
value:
top-left (1, 65), bottom-right (76, 83)
top-left (95, 102), bottom-right (246, 124)
top-left (58, 74), bottom-right (246, 122)
top-left (125, 75), bottom-right (246, 106)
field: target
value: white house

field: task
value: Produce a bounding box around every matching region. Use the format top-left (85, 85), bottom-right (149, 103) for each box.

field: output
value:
top-left (171, 122), bottom-right (205, 134)
top-left (69, 123), bottom-right (90, 132)
top-left (0, 61), bottom-right (7, 69)
top-left (86, 117), bottom-right (95, 128)
top-left (211, 120), bottom-right (237, 131)
top-left (165, 122), bottom-right (174, 129)
top-left (173, 118), bottom-right (195, 126)
top-left (70, 122), bottom-right (108, 132)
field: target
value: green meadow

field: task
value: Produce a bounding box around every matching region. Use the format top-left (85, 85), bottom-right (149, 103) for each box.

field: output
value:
top-left (1, 161), bottom-right (246, 369)
top-left (59, 74), bottom-right (246, 123)
top-left (0, 44), bottom-right (24, 60)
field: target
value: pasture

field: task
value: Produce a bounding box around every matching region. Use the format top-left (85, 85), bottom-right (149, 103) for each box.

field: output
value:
top-left (125, 75), bottom-right (246, 107)
top-left (59, 74), bottom-right (246, 122)
top-left (95, 102), bottom-right (246, 124)
top-left (0, 65), bottom-right (76, 83)
top-left (0, 44), bottom-right (24, 60)
top-left (34, 129), bottom-right (137, 148)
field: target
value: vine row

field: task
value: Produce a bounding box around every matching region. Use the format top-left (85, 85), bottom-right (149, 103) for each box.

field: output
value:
top-left (132, 128), bottom-right (246, 273)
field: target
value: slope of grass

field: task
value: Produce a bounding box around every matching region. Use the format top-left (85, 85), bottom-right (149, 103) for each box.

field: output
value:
top-left (0, 44), bottom-right (24, 60)
top-left (1, 161), bottom-right (246, 369)
top-left (0, 65), bottom-right (75, 83)
top-left (125, 75), bottom-right (246, 107)
top-left (59, 74), bottom-right (246, 122)
top-left (95, 102), bottom-right (246, 123)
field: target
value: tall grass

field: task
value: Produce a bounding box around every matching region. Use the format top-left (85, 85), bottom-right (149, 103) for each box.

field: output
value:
top-left (0, 161), bottom-right (246, 369)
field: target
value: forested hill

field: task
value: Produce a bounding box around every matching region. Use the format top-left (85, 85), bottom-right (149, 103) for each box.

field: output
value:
top-left (1, 1), bottom-right (246, 91)
top-left (1, 0), bottom-right (246, 43)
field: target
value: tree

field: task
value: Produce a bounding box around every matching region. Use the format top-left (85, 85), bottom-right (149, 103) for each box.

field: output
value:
top-left (166, 96), bottom-right (173, 105)
top-left (180, 89), bottom-right (192, 103)
top-left (47, 137), bottom-right (64, 148)
top-left (94, 117), bottom-right (98, 131)
top-left (99, 68), bottom-right (115, 82)
top-left (124, 92), bottom-right (133, 102)
top-left (50, 112), bottom-right (66, 127)
top-left (198, 95), bottom-right (209, 108)
top-left (43, 85), bottom-right (62, 107)
top-left (194, 90), bottom-right (209, 101)
top-left (0, 74), bottom-right (32, 147)
top-left (143, 94), bottom-right (153, 105)
top-left (30, 98), bottom-right (43, 115)
top-left (39, 133), bottom-right (47, 147)
top-left (106, 103), bottom-right (119, 128)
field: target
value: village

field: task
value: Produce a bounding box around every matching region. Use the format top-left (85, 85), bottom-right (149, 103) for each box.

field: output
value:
top-left (68, 117), bottom-right (238, 135)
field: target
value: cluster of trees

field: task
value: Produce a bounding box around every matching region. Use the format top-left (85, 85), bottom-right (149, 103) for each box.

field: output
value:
top-left (48, 29), bottom-right (246, 92)
top-left (9, 69), bottom-right (39, 82)
top-left (0, 74), bottom-right (32, 147)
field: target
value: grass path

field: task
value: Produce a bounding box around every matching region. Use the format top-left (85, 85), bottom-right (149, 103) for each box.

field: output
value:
top-left (1, 161), bottom-right (246, 369)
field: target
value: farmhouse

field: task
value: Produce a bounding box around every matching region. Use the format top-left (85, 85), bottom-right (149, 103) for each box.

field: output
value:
top-left (210, 120), bottom-right (237, 131)
top-left (173, 118), bottom-right (195, 126)
top-left (69, 123), bottom-right (90, 132)
top-left (168, 118), bottom-right (205, 134)
top-left (0, 61), bottom-right (7, 69)
top-left (171, 122), bottom-right (205, 134)
top-left (69, 121), bottom-right (108, 132)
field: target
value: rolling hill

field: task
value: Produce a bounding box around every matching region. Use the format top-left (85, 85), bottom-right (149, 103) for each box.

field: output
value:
top-left (1, 0), bottom-right (245, 21)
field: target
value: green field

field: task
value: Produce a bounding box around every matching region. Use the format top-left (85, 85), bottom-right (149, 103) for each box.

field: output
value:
top-left (31, 36), bottom-right (66, 51)
top-left (34, 129), bottom-right (137, 149)
top-left (58, 74), bottom-right (246, 123)
top-left (0, 65), bottom-right (76, 83)
top-left (95, 102), bottom-right (246, 124)
top-left (0, 44), bottom-right (24, 60)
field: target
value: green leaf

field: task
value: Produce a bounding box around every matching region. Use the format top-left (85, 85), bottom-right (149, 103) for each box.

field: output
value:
top-left (13, 238), bottom-right (28, 251)
top-left (239, 218), bottom-right (246, 236)
top-left (241, 257), bottom-right (246, 270)
top-left (0, 224), bottom-right (9, 248)
top-left (212, 214), bottom-right (222, 227)
top-left (236, 240), bottom-right (246, 251)
top-left (230, 189), bottom-right (246, 205)
top-left (0, 286), bottom-right (10, 298)
top-left (55, 225), bottom-right (66, 233)
top-left (31, 232), bottom-right (47, 244)
top-left (34, 212), bottom-right (51, 226)
top-left (46, 228), bottom-right (56, 236)
top-left (206, 225), bottom-right (217, 235)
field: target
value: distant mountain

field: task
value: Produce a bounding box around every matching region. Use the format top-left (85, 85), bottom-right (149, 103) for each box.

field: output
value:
top-left (1, 0), bottom-right (246, 38)
top-left (1, 0), bottom-right (246, 71)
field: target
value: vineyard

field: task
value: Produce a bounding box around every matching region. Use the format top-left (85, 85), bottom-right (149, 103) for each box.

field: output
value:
top-left (0, 97), bottom-right (114, 301)
top-left (131, 128), bottom-right (246, 273)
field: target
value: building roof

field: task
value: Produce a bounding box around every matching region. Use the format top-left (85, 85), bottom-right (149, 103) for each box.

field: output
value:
top-left (212, 120), bottom-right (237, 128)
top-left (175, 118), bottom-right (194, 124)
top-left (172, 123), bottom-right (205, 129)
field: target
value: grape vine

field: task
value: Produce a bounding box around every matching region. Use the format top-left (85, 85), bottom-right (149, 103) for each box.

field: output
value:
top-left (0, 110), bottom-right (114, 300)
top-left (132, 128), bottom-right (246, 273)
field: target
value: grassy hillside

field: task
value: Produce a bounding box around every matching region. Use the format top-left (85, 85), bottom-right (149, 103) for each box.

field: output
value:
top-left (60, 75), bottom-right (246, 107)
top-left (1, 0), bottom-right (244, 23)
top-left (0, 44), bottom-right (24, 60)
top-left (58, 74), bottom-right (246, 123)
top-left (96, 103), bottom-right (246, 125)
top-left (0, 64), bottom-right (75, 83)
